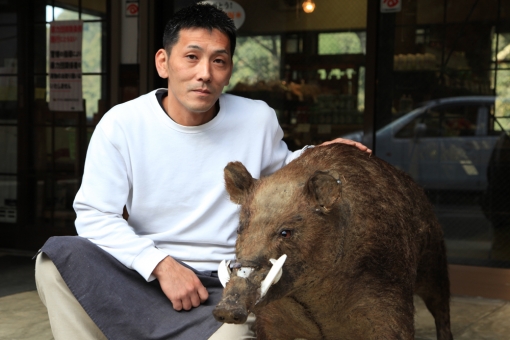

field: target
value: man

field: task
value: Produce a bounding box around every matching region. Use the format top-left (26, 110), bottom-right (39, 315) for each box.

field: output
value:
top-left (35, 3), bottom-right (370, 340)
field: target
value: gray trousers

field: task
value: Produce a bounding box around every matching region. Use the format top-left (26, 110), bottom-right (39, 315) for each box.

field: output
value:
top-left (35, 236), bottom-right (255, 340)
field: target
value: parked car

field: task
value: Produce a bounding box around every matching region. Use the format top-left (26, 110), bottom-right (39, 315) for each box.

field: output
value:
top-left (342, 96), bottom-right (510, 194)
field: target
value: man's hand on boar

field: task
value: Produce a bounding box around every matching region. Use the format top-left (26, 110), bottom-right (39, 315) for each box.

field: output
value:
top-left (152, 256), bottom-right (209, 311)
top-left (319, 137), bottom-right (372, 154)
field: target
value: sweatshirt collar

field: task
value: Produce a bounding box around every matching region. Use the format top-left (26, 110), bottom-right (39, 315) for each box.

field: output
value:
top-left (149, 89), bottom-right (226, 134)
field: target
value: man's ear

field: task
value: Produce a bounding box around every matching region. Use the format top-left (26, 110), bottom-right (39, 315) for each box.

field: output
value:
top-left (155, 49), bottom-right (169, 79)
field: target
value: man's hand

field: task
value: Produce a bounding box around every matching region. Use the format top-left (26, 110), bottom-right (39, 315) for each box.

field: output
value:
top-left (319, 138), bottom-right (372, 154)
top-left (152, 256), bottom-right (209, 311)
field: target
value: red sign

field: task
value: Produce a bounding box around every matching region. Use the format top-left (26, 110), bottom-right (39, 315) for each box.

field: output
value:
top-left (381, 0), bottom-right (402, 12)
top-left (126, 1), bottom-right (139, 17)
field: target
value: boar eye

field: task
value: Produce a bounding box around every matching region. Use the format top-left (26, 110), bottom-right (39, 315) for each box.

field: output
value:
top-left (280, 230), bottom-right (292, 238)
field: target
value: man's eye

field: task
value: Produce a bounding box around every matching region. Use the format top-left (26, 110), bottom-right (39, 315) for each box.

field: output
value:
top-left (186, 55), bottom-right (198, 60)
top-left (280, 230), bottom-right (292, 238)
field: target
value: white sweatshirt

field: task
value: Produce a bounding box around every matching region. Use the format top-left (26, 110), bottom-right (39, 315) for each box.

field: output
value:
top-left (73, 90), bottom-right (303, 281)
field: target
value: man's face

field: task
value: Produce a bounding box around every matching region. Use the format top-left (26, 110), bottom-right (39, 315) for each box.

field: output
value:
top-left (155, 28), bottom-right (233, 126)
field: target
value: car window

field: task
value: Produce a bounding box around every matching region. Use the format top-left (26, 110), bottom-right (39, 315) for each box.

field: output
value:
top-left (395, 104), bottom-right (480, 139)
top-left (395, 108), bottom-right (441, 138)
top-left (441, 105), bottom-right (478, 137)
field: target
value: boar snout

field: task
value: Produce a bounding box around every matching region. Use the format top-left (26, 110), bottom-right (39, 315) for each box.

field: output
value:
top-left (213, 276), bottom-right (256, 324)
top-left (213, 297), bottom-right (250, 324)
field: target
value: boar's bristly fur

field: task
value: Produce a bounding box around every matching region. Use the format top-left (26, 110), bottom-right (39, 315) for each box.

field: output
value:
top-left (215, 143), bottom-right (453, 340)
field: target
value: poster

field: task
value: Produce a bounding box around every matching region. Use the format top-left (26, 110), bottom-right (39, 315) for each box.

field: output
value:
top-left (49, 21), bottom-right (84, 112)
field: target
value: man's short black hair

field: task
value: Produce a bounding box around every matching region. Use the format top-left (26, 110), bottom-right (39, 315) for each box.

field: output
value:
top-left (162, 3), bottom-right (237, 57)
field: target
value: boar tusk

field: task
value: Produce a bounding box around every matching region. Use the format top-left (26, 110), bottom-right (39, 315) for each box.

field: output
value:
top-left (218, 260), bottom-right (231, 288)
top-left (259, 254), bottom-right (287, 299)
top-left (237, 266), bottom-right (254, 278)
top-left (269, 258), bottom-right (283, 284)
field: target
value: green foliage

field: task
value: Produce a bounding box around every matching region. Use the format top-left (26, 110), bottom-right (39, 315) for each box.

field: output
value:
top-left (494, 34), bottom-right (510, 132)
top-left (318, 32), bottom-right (362, 55)
top-left (226, 36), bottom-right (281, 92)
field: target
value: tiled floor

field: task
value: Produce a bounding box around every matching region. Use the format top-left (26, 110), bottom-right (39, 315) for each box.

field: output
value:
top-left (1, 254), bottom-right (510, 340)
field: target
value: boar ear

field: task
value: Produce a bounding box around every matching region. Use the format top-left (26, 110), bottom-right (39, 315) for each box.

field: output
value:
top-left (305, 170), bottom-right (342, 212)
top-left (224, 161), bottom-right (255, 205)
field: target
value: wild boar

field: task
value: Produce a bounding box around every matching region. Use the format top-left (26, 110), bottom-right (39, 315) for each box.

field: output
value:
top-left (213, 144), bottom-right (452, 340)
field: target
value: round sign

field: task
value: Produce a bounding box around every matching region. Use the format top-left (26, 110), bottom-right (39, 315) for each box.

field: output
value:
top-left (201, 1), bottom-right (246, 29)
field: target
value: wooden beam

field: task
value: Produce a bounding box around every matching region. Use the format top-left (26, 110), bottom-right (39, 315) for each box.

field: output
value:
top-left (449, 264), bottom-right (510, 301)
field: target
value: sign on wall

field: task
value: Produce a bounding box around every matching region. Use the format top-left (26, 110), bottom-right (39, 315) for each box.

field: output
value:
top-left (125, 1), bottom-right (139, 17)
top-left (201, 1), bottom-right (245, 29)
top-left (49, 21), bottom-right (84, 112)
top-left (381, 0), bottom-right (402, 13)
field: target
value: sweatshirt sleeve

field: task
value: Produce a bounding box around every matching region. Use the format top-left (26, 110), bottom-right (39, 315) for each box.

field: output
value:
top-left (73, 124), bottom-right (167, 282)
top-left (260, 107), bottom-right (312, 176)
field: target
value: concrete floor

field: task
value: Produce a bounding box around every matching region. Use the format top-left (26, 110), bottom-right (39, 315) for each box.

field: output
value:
top-left (1, 254), bottom-right (510, 340)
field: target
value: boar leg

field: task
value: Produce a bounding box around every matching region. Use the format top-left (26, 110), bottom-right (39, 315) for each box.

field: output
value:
top-left (415, 241), bottom-right (453, 340)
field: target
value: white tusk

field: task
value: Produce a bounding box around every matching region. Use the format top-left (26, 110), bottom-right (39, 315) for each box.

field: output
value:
top-left (269, 258), bottom-right (283, 284)
top-left (259, 254), bottom-right (287, 299)
top-left (237, 267), bottom-right (254, 278)
top-left (218, 260), bottom-right (231, 288)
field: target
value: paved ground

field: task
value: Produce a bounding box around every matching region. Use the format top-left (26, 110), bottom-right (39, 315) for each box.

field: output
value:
top-left (1, 254), bottom-right (510, 339)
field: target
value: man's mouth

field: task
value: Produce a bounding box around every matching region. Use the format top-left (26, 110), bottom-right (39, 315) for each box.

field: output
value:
top-left (192, 88), bottom-right (211, 94)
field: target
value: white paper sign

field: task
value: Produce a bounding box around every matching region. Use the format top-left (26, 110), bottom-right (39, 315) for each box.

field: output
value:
top-left (201, 1), bottom-right (245, 29)
top-left (49, 21), bottom-right (83, 112)
top-left (381, 0), bottom-right (402, 13)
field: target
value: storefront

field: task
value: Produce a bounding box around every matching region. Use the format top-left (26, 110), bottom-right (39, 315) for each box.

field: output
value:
top-left (0, 0), bottom-right (509, 298)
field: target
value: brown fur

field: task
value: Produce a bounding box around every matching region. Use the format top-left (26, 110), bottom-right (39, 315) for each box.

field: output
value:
top-left (214, 144), bottom-right (452, 340)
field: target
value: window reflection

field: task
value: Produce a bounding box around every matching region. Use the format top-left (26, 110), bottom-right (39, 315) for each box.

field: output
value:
top-left (0, 176), bottom-right (16, 224)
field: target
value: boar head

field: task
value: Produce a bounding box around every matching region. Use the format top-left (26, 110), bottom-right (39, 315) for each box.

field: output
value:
top-left (213, 160), bottom-right (349, 324)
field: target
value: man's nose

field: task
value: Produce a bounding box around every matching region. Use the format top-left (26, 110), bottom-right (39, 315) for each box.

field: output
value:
top-left (197, 60), bottom-right (211, 82)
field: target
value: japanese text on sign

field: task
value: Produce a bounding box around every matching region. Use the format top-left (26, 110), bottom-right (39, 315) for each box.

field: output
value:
top-left (49, 21), bottom-right (83, 112)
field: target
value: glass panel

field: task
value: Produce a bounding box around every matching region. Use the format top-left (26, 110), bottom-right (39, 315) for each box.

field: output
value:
top-left (493, 33), bottom-right (509, 63)
top-left (82, 0), bottom-right (107, 18)
top-left (0, 1), bottom-right (16, 24)
top-left (33, 127), bottom-right (52, 172)
top-left (37, 175), bottom-right (78, 232)
top-left (54, 126), bottom-right (79, 173)
top-left (374, 0), bottom-right (510, 268)
top-left (228, 31), bottom-right (366, 150)
top-left (33, 24), bottom-right (49, 74)
top-left (82, 22), bottom-right (102, 73)
top-left (53, 5), bottom-right (79, 21)
top-left (227, 36), bottom-right (281, 92)
top-left (0, 175), bottom-right (17, 224)
top-left (445, 0), bottom-right (498, 23)
top-left (0, 76), bottom-right (17, 119)
top-left (0, 125), bottom-right (17, 173)
top-left (0, 25), bottom-right (17, 66)
top-left (496, 66), bottom-right (510, 102)
top-left (318, 32), bottom-right (365, 55)
top-left (54, 111), bottom-right (79, 126)
top-left (34, 177), bottom-right (46, 226)
top-left (82, 75), bottom-right (102, 122)
top-left (443, 24), bottom-right (492, 76)
top-left (34, 76), bottom-right (52, 124)
top-left (54, 177), bottom-right (78, 211)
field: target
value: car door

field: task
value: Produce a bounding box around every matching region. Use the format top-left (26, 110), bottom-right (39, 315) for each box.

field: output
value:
top-left (434, 104), bottom-right (484, 191)
top-left (388, 106), bottom-right (441, 189)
